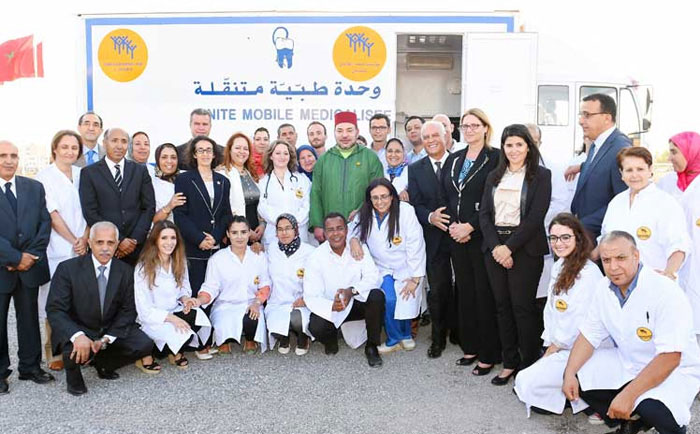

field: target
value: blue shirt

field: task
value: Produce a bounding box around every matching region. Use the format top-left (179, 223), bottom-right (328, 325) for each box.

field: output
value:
top-left (608, 263), bottom-right (643, 308)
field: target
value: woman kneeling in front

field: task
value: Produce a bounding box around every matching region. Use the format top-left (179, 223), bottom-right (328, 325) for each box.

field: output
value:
top-left (135, 221), bottom-right (212, 370)
top-left (196, 216), bottom-right (270, 354)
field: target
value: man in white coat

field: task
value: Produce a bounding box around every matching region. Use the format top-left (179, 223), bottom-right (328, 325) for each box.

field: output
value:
top-left (304, 212), bottom-right (385, 367)
top-left (562, 231), bottom-right (700, 434)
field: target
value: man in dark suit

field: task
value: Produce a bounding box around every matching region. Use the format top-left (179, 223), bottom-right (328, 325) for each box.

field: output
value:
top-left (46, 221), bottom-right (153, 395)
top-left (74, 111), bottom-right (106, 168)
top-left (570, 93), bottom-right (631, 240)
top-left (0, 140), bottom-right (54, 394)
top-left (176, 108), bottom-right (224, 171)
top-left (79, 128), bottom-right (155, 266)
top-left (407, 121), bottom-right (455, 359)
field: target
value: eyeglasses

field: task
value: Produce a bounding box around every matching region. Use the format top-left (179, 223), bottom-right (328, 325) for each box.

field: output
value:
top-left (548, 234), bottom-right (575, 243)
top-left (276, 226), bottom-right (295, 233)
top-left (577, 112), bottom-right (606, 120)
top-left (195, 148), bottom-right (213, 155)
top-left (459, 123), bottom-right (483, 131)
top-left (370, 193), bottom-right (392, 202)
top-left (370, 126), bottom-right (388, 131)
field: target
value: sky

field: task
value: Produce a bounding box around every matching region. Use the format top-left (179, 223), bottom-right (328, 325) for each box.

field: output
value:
top-left (1, 0), bottom-right (698, 163)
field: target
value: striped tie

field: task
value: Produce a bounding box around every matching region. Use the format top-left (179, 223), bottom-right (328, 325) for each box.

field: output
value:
top-left (114, 164), bottom-right (123, 190)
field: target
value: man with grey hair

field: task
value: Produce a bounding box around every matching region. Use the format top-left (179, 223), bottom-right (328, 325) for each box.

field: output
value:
top-left (177, 108), bottom-right (223, 171)
top-left (407, 120), bottom-right (455, 358)
top-left (79, 128), bottom-right (155, 267)
top-left (47, 221), bottom-right (154, 395)
top-left (563, 230), bottom-right (700, 434)
top-left (277, 123), bottom-right (298, 148)
top-left (0, 140), bottom-right (54, 393)
top-left (433, 114), bottom-right (466, 152)
top-left (75, 111), bottom-right (105, 167)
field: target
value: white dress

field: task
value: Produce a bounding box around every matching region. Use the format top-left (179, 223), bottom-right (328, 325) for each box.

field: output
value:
top-left (349, 202), bottom-right (426, 319)
top-left (578, 266), bottom-right (700, 427)
top-left (153, 177), bottom-right (175, 222)
top-left (257, 170), bottom-right (311, 248)
top-left (600, 183), bottom-right (691, 271)
top-left (35, 164), bottom-right (87, 319)
top-left (134, 264), bottom-right (211, 353)
top-left (200, 247), bottom-right (270, 351)
top-left (265, 243), bottom-right (315, 347)
top-left (514, 260), bottom-right (604, 415)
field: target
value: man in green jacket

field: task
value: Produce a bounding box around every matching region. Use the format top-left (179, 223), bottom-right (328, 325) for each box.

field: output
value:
top-left (310, 111), bottom-right (384, 242)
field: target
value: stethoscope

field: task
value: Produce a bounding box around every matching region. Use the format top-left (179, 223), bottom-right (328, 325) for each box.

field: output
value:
top-left (263, 170), bottom-right (298, 199)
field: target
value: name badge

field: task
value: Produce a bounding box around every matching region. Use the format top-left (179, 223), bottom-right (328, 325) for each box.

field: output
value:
top-left (555, 299), bottom-right (568, 312)
top-left (253, 276), bottom-right (260, 285)
top-left (296, 268), bottom-right (305, 279)
top-left (295, 188), bottom-right (304, 199)
top-left (392, 236), bottom-right (402, 245)
top-left (636, 327), bottom-right (653, 342)
top-left (636, 226), bottom-right (651, 240)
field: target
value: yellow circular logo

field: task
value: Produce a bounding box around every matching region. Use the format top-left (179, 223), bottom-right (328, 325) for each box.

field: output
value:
top-left (333, 26), bottom-right (386, 82)
top-left (636, 226), bottom-right (651, 240)
top-left (295, 188), bottom-right (304, 199)
top-left (636, 327), bottom-right (653, 342)
top-left (296, 268), bottom-right (305, 279)
top-left (98, 29), bottom-right (148, 82)
top-left (555, 299), bottom-right (568, 312)
top-left (696, 218), bottom-right (700, 227)
top-left (253, 276), bottom-right (260, 285)
top-left (392, 236), bottom-right (402, 246)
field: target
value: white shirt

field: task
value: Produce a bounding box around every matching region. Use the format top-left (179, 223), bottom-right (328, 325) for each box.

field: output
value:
top-left (1, 175), bottom-right (17, 197)
top-left (105, 157), bottom-right (125, 179)
top-left (590, 125), bottom-right (616, 160)
top-left (428, 152), bottom-right (449, 174)
top-left (450, 140), bottom-right (467, 153)
top-left (70, 256), bottom-right (115, 343)
top-left (200, 247), bottom-right (270, 306)
top-left (600, 183), bottom-right (691, 271)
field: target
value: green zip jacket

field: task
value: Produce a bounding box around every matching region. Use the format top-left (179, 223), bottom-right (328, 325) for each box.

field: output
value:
top-left (310, 145), bottom-right (384, 228)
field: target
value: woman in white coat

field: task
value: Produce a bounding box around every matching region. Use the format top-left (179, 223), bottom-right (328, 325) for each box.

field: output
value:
top-left (151, 143), bottom-right (186, 224)
top-left (349, 178), bottom-right (426, 354)
top-left (257, 140), bottom-right (311, 248)
top-left (514, 213), bottom-right (603, 416)
top-left (657, 131), bottom-right (700, 201)
top-left (196, 215), bottom-right (271, 354)
top-left (35, 130), bottom-right (89, 371)
top-left (265, 214), bottom-right (315, 355)
top-left (134, 221), bottom-right (212, 370)
top-left (598, 147), bottom-right (690, 280)
top-left (384, 138), bottom-right (410, 202)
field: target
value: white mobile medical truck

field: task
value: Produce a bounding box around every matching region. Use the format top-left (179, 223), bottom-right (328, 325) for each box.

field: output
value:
top-left (80, 11), bottom-right (652, 166)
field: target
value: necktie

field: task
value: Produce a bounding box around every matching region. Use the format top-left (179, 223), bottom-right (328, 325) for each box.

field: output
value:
top-left (4, 182), bottom-right (17, 215)
top-left (458, 159), bottom-right (474, 183)
top-left (114, 164), bottom-right (123, 191)
top-left (86, 149), bottom-right (96, 166)
top-left (97, 265), bottom-right (107, 315)
top-left (580, 143), bottom-right (597, 179)
top-left (434, 161), bottom-right (442, 179)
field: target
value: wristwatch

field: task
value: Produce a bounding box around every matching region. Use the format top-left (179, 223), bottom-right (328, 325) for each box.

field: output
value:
top-left (349, 287), bottom-right (359, 296)
top-left (100, 336), bottom-right (110, 350)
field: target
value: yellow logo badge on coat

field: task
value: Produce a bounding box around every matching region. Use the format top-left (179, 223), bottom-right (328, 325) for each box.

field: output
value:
top-left (355, 161), bottom-right (362, 167)
top-left (392, 236), bottom-right (402, 245)
top-left (636, 327), bottom-right (653, 342)
top-left (636, 226), bottom-right (651, 240)
top-left (295, 188), bottom-right (304, 199)
top-left (696, 218), bottom-right (700, 227)
top-left (555, 299), bottom-right (568, 312)
top-left (296, 268), bottom-right (305, 279)
top-left (254, 276), bottom-right (260, 285)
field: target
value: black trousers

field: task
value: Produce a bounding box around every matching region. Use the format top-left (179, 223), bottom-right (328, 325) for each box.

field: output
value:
top-left (308, 289), bottom-right (385, 347)
top-left (242, 315), bottom-right (258, 341)
top-left (186, 257), bottom-right (210, 297)
top-left (451, 239), bottom-right (500, 364)
top-left (580, 384), bottom-right (686, 434)
top-left (484, 243), bottom-right (543, 370)
top-left (0, 281), bottom-right (41, 378)
top-left (425, 246), bottom-right (454, 347)
top-left (272, 309), bottom-right (309, 346)
top-left (62, 325), bottom-right (153, 373)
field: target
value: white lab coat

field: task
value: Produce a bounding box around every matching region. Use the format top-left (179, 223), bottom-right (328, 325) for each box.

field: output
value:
top-left (153, 177), bottom-right (175, 222)
top-left (515, 260), bottom-right (603, 415)
top-left (257, 170), bottom-right (311, 248)
top-left (578, 265), bottom-right (700, 426)
top-left (35, 164), bottom-right (87, 319)
top-left (134, 264), bottom-right (211, 353)
top-left (600, 183), bottom-right (691, 271)
top-left (265, 243), bottom-right (315, 347)
top-left (349, 202), bottom-right (426, 319)
top-left (657, 172), bottom-right (683, 202)
top-left (680, 176), bottom-right (700, 333)
top-left (384, 167), bottom-right (408, 194)
top-left (200, 247), bottom-right (270, 351)
top-left (304, 241), bottom-right (381, 348)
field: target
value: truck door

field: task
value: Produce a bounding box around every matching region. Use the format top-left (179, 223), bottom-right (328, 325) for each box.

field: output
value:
top-left (462, 33), bottom-right (538, 146)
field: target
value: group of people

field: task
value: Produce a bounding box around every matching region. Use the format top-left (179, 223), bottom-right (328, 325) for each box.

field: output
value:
top-left (1, 93), bottom-right (700, 434)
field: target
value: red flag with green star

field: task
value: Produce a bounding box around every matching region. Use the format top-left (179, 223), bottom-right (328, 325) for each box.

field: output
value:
top-left (0, 35), bottom-right (36, 83)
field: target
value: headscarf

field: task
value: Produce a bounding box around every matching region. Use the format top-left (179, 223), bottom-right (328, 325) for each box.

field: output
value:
top-left (250, 150), bottom-right (265, 178)
top-left (276, 213), bottom-right (301, 257)
top-left (670, 131), bottom-right (700, 191)
top-left (296, 144), bottom-right (318, 181)
top-left (386, 162), bottom-right (408, 181)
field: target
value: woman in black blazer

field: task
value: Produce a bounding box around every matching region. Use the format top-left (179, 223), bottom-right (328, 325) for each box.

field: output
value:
top-left (479, 124), bottom-right (551, 386)
top-left (441, 108), bottom-right (501, 376)
top-left (174, 136), bottom-right (233, 299)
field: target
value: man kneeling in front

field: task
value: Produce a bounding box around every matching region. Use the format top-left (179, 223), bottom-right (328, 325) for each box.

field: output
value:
top-left (563, 230), bottom-right (700, 434)
top-left (304, 212), bottom-right (385, 367)
top-left (47, 221), bottom-right (154, 395)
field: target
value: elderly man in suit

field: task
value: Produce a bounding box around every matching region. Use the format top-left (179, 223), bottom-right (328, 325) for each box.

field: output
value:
top-left (0, 140), bottom-right (54, 394)
top-left (74, 111), bottom-right (105, 167)
top-left (407, 121), bottom-right (455, 358)
top-left (570, 93), bottom-right (631, 240)
top-left (79, 127), bottom-right (155, 266)
top-left (47, 221), bottom-right (154, 395)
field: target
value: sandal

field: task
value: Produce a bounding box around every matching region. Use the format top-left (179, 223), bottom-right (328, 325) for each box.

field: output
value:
top-left (135, 358), bottom-right (162, 374)
top-left (472, 363), bottom-right (494, 376)
top-left (456, 355), bottom-right (478, 366)
top-left (168, 353), bottom-right (189, 369)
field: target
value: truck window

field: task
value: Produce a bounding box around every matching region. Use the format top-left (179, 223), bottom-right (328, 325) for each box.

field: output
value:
top-left (580, 86), bottom-right (617, 103)
top-left (618, 87), bottom-right (641, 140)
top-left (537, 85), bottom-right (568, 126)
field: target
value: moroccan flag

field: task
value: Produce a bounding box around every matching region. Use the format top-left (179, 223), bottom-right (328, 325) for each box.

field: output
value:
top-left (0, 35), bottom-right (36, 83)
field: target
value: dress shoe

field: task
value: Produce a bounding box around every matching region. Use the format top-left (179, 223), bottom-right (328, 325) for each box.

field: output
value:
top-left (365, 345), bottom-right (383, 367)
top-left (455, 355), bottom-right (478, 366)
top-left (324, 339), bottom-right (339, 355)
top-left (491, 369), bottom-right (517, 386)
top-left (66, 369), bottom-right (87, 396)
top-left (18, 369), bottom-right (55, 384)
top-left (0, 378), bottom-right (8, 394)
top-left (95, 366), bottom-right (119, 380)
top-left (427, 343), bottom-right (444, 359)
